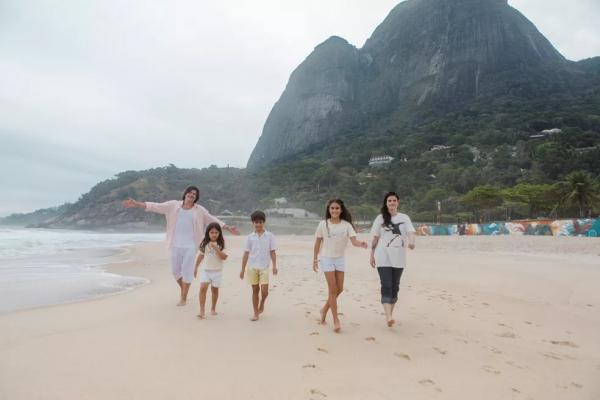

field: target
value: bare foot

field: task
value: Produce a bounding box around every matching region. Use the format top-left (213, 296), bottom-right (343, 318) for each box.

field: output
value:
top-left (197, 313), bottom-right (205, 319)
top-left (210, 310), bottom-right (218, 316)
top-left (250, 315), bottom-right (259, 321)
top-left (387, 319), bottom-right (395, 327)
top-left (333, 321), bottom-right (341, 333)
top-left (176, 300), bottom-right (187, 306)
top-left (319, 308), bottom-right (327, 324)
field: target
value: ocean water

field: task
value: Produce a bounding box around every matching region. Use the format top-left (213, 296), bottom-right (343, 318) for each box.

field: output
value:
top-left (0, 227), bottom-right (163, 313)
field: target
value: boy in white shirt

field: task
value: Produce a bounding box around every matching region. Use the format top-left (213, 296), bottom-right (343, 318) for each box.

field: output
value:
top-left (239, 211), bottom-right (278, 321)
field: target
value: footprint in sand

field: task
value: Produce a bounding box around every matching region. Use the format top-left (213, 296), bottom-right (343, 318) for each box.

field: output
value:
top-left (571, 382), bottom-right (583, 389)
top-left (303, 364), bottom-right (316, 369)
top-left (497, 331), bottom-right (517, 339)
top-left (309, 389), bottom-right (327, 398)
top-left (549, 340), bottom-right (578, 348)
top-left (482, 365), bottom-right (501, 375)
top-left (524, 321), bottom-right (533, 325)
top-left (394, 352), bottom-right (411, 361)
top-left (317, 348), bottom-right (329, 354)
top-left (418, 379), bottom-right (442, 392)
top-left (433, 347), bottom-right (447, 355)
top-left (350, 322), bottom-right (360, 327)
top-left (309, 332), bottom-right (319, 336)
top-left (511, 388), bottom-right (521, 393)
top-left (365, 336), bottom-right (376, 342)
top-left (542, 352), bottom-right (576, 361)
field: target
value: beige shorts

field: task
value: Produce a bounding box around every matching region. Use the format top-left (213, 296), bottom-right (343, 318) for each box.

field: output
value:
top-left (246, 267), bottom-right (269, 285)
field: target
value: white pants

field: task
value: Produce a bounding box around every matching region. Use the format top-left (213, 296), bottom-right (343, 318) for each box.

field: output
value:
top-left (170, 247), bottom-right (196, 283)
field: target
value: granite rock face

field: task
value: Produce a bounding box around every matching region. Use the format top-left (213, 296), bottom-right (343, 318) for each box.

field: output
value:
top-left (247, 0), bottom-right (588, 169)
top-left (248, 36), bottom-right (363, 168)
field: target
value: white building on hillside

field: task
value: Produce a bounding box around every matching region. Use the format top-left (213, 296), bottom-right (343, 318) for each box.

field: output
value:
top-left (369, 155), bottom-right (394, 166)
top-left (265, 208), bottom-right (319, 219)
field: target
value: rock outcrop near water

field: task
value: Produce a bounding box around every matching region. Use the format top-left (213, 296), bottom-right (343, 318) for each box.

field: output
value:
top-left (247, 0), bottom-right (590, 168)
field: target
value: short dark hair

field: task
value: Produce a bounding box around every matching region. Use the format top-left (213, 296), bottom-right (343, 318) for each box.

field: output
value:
top-left (182, 186), bottom-right (200, 204)
top-left (250, 210), bottom-right (266, 222)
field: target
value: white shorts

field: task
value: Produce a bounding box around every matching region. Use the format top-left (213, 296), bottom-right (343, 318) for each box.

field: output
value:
top-left (320, 257), bottom-right (346, 273)
top-left (199, 269), bottom-right (223, 288)
top-left (170, 247), bottom-right (196, 283)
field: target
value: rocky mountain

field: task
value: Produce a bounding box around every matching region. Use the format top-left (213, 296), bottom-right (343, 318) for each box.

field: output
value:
top-left (247, 0), bottom-right (596, 168)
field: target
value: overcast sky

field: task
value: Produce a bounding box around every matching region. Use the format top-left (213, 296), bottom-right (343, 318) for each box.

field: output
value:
top-left (1, 0), bottom-right (599, 216)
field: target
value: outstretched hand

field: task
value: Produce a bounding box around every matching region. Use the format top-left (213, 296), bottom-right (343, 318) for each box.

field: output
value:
top-left (122, 198), bottom-right (138, 208)
top-left (226, 225), bottom-right (240, 235)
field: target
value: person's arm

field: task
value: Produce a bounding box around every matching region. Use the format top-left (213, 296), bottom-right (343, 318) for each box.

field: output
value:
top-left (270, 250), bottom-right (277, 275)
top-left (209, 242), bottom-right (228, 260)
top-left (312, 237), bottom-right (322, 272)
top-left (122, 198), bottom-right (146, 210)
top-left (123, 198), bottom-right (174, 215)
top-left (350, 236), bottom-right (368, 249)
top-left (194, 252), bottom-right (204, 277)
top-left (370, 236), bottom-right (380, 268)
top-left (240, 251), bottom-right (249, 279)
top-left (202, 208), bottom-right (240, 235)
top-left (406, 232), bottom-right (416, 249)
top-left (406, 216), bottom-right (416, 249)
top-left (369, 216), bottom-right (382, 268)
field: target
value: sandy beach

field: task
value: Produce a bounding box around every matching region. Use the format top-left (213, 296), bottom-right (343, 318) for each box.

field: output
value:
top-left (1, 235), bottom-right (599, 400)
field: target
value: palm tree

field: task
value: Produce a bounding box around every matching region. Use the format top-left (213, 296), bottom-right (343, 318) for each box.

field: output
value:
top-left (560, 171), bottom-right (600, 218)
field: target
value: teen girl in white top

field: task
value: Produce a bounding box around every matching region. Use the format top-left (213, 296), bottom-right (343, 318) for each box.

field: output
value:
top-left (313, 199), bottom-right (367, 333)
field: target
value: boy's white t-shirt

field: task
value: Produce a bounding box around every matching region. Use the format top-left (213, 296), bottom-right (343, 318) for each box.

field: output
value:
top-left (315, 219), bottom-right (357, 258)
top-left (371, 213), bottom-right (415, 268)
top-left (244, 231), bottom-right (277, 270)
top-left (199, 244), bottom-right (224, 271)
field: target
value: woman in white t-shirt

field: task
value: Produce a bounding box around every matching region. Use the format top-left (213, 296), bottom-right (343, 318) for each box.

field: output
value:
top-left (313, 199), bottom-right (368, 333)
top-left (370, 192), bottom-right (416, 327)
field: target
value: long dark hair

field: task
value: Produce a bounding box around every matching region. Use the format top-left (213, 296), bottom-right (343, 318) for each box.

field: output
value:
top-left (182, 186), bottom-right (200, 204)
top-left (199, 222), bottom-right (225, 252)
top-left (325, 198), bottom-right (355, 231)
top-left (381, 192), bottom-right (400, 228)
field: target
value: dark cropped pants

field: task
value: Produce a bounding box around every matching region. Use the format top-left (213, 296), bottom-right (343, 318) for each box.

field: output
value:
top-left (377, 267), bottom-right (404, 304)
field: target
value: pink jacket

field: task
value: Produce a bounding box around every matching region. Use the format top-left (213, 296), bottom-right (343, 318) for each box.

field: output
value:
top-left (145, 200), bottom-right (225, 249)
